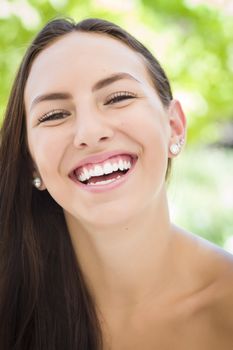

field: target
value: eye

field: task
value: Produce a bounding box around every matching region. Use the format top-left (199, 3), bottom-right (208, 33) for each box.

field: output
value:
top-left (38, 109), bottom-right (71, 123)
top-left (104, 91), bottom-right (137, 105)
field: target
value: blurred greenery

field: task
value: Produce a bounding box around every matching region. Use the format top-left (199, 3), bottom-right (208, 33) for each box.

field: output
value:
top-left (0, 0), bottom-right (232, 248)
top-left (168, 146), bottom-right (233, 248)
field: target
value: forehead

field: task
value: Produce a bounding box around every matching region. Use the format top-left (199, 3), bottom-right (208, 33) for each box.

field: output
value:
top-left (24, 32), bottom-right (150, 101)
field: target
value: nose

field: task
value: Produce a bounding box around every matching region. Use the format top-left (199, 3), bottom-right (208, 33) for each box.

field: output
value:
top-left (73, 107), bottom-right (114, 149)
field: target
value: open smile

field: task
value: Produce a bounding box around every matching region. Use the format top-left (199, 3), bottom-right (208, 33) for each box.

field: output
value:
top-left (69, 152), bottom-right (138, 192)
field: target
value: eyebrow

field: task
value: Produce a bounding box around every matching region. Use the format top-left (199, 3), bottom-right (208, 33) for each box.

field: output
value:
top-left (92, 72), bottom-right (140, 91)
top-left (30, 72), bottom-right (140, 111)
top-left (30, 92), bottom-right (72, 112)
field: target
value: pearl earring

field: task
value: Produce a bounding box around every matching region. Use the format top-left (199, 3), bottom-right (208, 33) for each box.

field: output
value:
top-left (33, 177), bottom-right (42, 189)
top-left (170, 137), bottom-right (185, 156)
top-left (170, 143), bottom-right (180, 155)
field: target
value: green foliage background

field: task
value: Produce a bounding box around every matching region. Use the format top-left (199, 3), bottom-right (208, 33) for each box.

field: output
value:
top-left (0, 0), bottom-right (232, 249)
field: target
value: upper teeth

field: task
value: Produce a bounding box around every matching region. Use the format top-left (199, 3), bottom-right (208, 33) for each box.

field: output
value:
top-left (77, 159), bottom-right (132, 182)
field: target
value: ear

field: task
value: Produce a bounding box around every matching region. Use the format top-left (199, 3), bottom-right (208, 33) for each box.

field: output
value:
top-left (168, 99), bottom-right (187, 158)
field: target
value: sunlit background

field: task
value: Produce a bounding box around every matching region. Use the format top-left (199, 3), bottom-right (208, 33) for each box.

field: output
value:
top-left (0, 0), bottom-right (232, 251)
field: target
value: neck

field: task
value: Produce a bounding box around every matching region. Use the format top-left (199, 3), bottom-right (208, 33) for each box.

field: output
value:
top-left (65, 186), bottom-right (177, 312)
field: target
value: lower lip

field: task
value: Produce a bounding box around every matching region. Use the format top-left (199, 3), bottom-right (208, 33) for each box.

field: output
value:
top-left (70, 158), bottom-right (137, 193)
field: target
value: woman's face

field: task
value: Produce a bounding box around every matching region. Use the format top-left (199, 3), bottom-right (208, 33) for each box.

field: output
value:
top-left (24, 32), bottom-right (183, 227)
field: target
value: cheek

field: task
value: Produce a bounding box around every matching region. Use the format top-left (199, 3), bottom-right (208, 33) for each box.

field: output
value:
top-left (120, 106), bottom-right (169, 180)
top-left (119, 104), bottom-right (169, 153)
top-left (27, 130), bottom-right (62, 177)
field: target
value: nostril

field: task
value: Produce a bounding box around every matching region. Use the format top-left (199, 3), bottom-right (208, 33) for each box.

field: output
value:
top-left (76, 137), bottom-right (108, 148)
top-left (74, 130), bottom-right (113, 149)
top-left (79, 142), bottom-right (88, 147)
top-left (100, 136), bottom-right (109, 142)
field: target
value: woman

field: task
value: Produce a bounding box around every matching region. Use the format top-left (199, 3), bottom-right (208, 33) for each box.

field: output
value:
top-left (0, 17), bottom-right (233, 350)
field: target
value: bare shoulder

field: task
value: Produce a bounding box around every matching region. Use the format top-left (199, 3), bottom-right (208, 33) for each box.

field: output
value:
top-left (173, 224), bottom-right (233, 340)
top-left (172, 223), bottom-right (233, 279)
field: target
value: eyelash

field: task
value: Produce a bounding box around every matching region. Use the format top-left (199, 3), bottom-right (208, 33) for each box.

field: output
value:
top-left (104, 91), bottom-right (137, 105)
top-left (38, 109), bottom-right (70, 123)
top-left (38, 92), bottom-right (136, 123)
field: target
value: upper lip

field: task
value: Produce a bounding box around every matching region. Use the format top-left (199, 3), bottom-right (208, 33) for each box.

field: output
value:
top-left (70, 150), bottom-right (138, 173)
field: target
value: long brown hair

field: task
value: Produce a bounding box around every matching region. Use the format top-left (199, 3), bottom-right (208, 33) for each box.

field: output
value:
top-left (0, 17), bottom-right (173, 349)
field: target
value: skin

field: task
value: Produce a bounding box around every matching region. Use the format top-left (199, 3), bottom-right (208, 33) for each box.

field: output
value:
top-left (24, 32), bottom-right (233, 349)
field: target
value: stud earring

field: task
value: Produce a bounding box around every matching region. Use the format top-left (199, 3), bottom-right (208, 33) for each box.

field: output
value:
top-left (169, 137), bottom-right (185, 156)
top-left (179, 137), bottom-right (185, 146)
top-left (170, 143), bottom-right (180, 155)
top-left (32, 177), bottom-right (42, 189)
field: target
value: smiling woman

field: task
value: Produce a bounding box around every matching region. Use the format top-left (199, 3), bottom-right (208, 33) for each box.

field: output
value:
top-left (1, 17), bottom-right (233, 350)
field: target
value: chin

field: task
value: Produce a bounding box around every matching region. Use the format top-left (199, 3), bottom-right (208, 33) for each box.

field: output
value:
top-left (66, 201), bottom-right (141, 231)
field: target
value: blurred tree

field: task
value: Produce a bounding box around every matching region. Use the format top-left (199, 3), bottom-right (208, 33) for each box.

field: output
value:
top-left (141, 0), bottom-right (233, 145)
